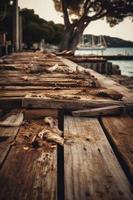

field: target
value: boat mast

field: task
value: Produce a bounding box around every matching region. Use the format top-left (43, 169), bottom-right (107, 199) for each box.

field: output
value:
top-left (103, 36), bottom-right (107, 47)
top-left (82, 35), bottom-right (84, 45)
top-left (100, 35), bottom-right (102, 45)
top-left (92, 35), bottom-right (95, 47)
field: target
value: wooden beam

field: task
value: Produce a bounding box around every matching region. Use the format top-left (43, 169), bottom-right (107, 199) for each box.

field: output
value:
top-left (22, 94), bottom-right (121, 109)
top-left (62, 58), bottom-right (133, 101)
top-left (0, 112), bottom-right (23, 127)
top-left (72, 105), bottom-right (123, 117)
top-left (0, 111), bottom-right (23, 167)
top-left (13, 0), bottom-right (20, 52)
top-left (101, 115), bottom-right (133, 185)
top-left (24, 109), bottom-right (58, 120)
top-left (0, 120), bottom-right (57, 199)
top-left (64, 116), bottom-right (133, 200)
top-left (0, 127), bottom-right (19, 168)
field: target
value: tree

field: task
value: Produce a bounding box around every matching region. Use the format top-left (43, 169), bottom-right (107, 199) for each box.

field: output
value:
top-left (53, 0), bottom-right (133, 52)
top-left (0, 7), bottom-right (63, 48)
top-left (20, 9), bottom-right (63, 47)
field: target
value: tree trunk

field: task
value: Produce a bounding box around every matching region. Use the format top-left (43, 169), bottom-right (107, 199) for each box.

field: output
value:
top-left (60, 28), bottom-right (82, 52)
top-left (60, 20), bottom-right (89, 53)
top-left (60, 29), bottom-right (72, 51)
top-left (69, 30), bottom-right (83, 52)
top-left (60, 24), bottom-right (74, 51)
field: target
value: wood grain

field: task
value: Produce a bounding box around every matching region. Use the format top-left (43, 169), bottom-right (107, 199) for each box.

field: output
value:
top-left (23, 94), bottom-right (120, 109)
top-left (24, 109), bottom-right (58, 120)
top-left (72, 105), bottom-right (123, 117)
top-left (62, 58), bottom-right (133, 101)
top-left (0, 112), bottom-right (23, 127)
top-left (0, 111), bottom-right (23, 167)
top-left (102, 115), bottom-right (133, 185)
top-left (0, 147), bottom-right (56, 200)
top-left (64, 116), bottom-right (133, 200)
top-left (0, 120), bottom-right (56, 200)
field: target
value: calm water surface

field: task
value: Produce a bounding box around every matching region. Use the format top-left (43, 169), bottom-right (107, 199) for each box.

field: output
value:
top-left (75, 47), bottom-right (133, 77)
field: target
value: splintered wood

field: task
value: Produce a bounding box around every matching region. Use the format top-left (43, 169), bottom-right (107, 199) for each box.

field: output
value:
top-left (0, 51), bottom-right (133, 200)
top-left (72, 105), bottom-right (123, 117)
top-left (64, 116), bottom-right (133, 200)
top-left (0, 112), bottom-right (23, 127)
top-left (23, 93), bottom-right (121, 110)
top-left (0, 51), bottom-right (128, 110)
top-left (0, 116), bottom-right (59, 200)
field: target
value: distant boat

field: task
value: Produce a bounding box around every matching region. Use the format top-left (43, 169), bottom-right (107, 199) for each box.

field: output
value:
top-left (77, 35), bottom-right (107, 50)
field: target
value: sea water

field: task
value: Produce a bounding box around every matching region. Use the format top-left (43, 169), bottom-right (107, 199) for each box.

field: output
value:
top-left (75, 47), bottom-right (133, 77)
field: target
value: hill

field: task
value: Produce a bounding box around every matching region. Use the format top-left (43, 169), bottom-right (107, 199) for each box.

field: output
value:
top-left (83, 34), bottom-right (133, 47)
top-left (104, 35), bottom-right (133, 47)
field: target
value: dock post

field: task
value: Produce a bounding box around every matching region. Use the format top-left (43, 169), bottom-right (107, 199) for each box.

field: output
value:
top-left (105, 62), bottom-right (109, 74)
top-left (13, 0), bottom-right (20, 52)
top-left (19, 12), bottom-right (23, 51)
top-left (108, 62), bottom-right (112, 75)
top-left (93, 63), bottom-right (97, 72)
top-left (101, 62), bottom-right (105, 74)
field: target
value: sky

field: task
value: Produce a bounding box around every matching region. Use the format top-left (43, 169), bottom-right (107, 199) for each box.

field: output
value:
top-left (19, 0), bottom-right (133, 41)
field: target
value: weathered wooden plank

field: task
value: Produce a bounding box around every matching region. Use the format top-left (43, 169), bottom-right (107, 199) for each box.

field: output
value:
top-left (0, 127), bottom-right (19, 168)
top-left (0, 111), bottom-right (23, 167)
top-left (62, 58), bottom-right (133, 101)
top-left (23, 94), bottom-right (121, 109)
top-left (72, 105), bottom-right (123, 117)
top-left (64, 116), bottom-right (133, 200)
top-left (0, 80), bottom-right (92, 87)
top-left (0, 77), bottom-right (87, 83)
top-left (0, 73), bottom-right (89, 79)
top-left (0, 148), bottom-right (56, 200)
top-left (0, 89), bottom-right (82, 98)
top-left (0, 86), bottom-right (85, 91)
top-left (0, 120), bottom-right (57, 200)
top-left (0, 112), bottom-right (23, 127)
top-left (24, 108), bottom-right (58, 120)
top-left (101, 115), bottom-right (133, 185)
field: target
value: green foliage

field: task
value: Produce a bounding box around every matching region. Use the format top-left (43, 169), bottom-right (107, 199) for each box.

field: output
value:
top-left (53, 0), bottom-right (133, 51)
top-left (53, 0), bottom-right (133, 26)
top-left (0, 7), bottom-right (63, 47)
top-left (0, 5), bottom-right (13, 40)
top-left (20, 8), bottom-right (63, 47)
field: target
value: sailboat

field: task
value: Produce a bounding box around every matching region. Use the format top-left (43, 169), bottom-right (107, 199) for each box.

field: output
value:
top-left (77, 35), bottom-right (107, 50)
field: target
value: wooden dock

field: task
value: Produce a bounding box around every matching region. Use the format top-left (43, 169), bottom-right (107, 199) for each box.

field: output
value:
top-left (64, 56), bottom-right (121, 75)
top-left (0, 52), bottom-right (133, 200)
top-left (68, 55), bottom-right (133, 61)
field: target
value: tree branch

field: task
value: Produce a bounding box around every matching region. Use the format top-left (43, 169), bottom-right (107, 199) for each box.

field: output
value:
top-left (83, 0), bottom-right (90, 13)
top-left (78, 0), bottom-right (102, 25)
top-left (61, 0), bottom-right (70, 28)
top-left (90, 9), bottom-right (107, 21)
